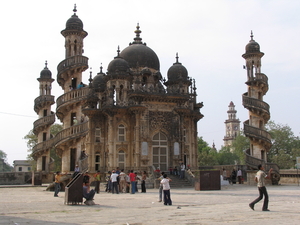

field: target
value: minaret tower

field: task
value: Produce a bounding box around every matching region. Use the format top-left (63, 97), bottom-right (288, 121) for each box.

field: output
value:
top-left (242, 32), bottom-right (271, 161)
top-left (223, 101), bottom-right (240, 146)
top-left (56, 5), bottom-right (89, 172)
top-left (33, 61), bottom-right (55, 171)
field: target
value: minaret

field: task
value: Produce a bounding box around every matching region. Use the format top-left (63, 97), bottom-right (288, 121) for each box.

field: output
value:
top-left (223, 101), bottom-right (240, 146)
top-left (33, 61), bottom-right (55, 171)
top-left (56, 5), bottom-right (89, 172)
top-left (242, 31), bottom-right (271, 161)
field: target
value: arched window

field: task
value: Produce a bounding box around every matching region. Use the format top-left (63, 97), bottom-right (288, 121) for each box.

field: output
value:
top-left (152, 132), bottom-right (168, 171)
top-left (95, 127), bottom-right (101, 143)
top-left (118, 150), bottom-right (125, 169)
top-left (118, 124), bottom-right (125, 141)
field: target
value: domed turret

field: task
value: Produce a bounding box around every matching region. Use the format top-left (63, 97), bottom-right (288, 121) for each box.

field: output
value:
top-left (92, 65), bottom-right (107, 92)
top-left (107, 47), bottom-right (131, 75)
top-left (245, 31), bottom-right (261, 54)
top-left (120, 24), bottom-right (160, 71)
top-left (40, 61), bottom-right (52, 79)
top-left (167, 53), bottom-right (188, 82)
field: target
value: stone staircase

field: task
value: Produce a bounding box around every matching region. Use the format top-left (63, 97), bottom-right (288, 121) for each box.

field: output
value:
top-left (167, 174), bottom-right (192, 188)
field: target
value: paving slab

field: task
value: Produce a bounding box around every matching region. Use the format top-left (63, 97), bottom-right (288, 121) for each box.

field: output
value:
top-left (0, 184), bottom-right (299, 225)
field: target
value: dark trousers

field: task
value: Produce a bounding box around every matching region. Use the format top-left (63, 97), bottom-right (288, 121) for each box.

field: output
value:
top-left (84, 189), bottom-right (95, 200)
top-left (141, 180), bottom-right (146, 193)
top-left (95, 181), bottom-right (100, 193)
top-left (163, 189), bottom-right (172, 205)
top-left (250, 186), bottom-right (269, 210)
top-left (54, 183), bottom-right (60, 196)
top-left (112, 181), bottom-right (119, 194)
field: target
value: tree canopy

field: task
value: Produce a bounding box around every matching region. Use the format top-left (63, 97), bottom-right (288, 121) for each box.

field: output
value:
top-left (0, 149), bottom-right (13, 171)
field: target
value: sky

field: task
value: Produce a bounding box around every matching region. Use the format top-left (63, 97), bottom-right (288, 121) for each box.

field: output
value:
top-left (1, 0), bottom-right (300, 166)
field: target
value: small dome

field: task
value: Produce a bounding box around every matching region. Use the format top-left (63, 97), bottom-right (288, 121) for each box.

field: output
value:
top-left (107, 49), bottom-right (130, 74)
top-left (119, 24), bottom-right (160, 71)
top-left (245, 32), bottom-right (260, 53)
top-left (167, 54), bottom-right (188, 81)
top-left (63, 5), bottom-right (84, 31)
top-left (92, 67), bottom-right (106, 92)
top-left (40, 61), bottom-right (52, 79)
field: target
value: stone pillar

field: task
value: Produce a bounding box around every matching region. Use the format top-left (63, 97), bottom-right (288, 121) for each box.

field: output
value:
top-left (36, 157), bottom-right (42, 172)
top-left (61, 148), bottom-right (70, 173)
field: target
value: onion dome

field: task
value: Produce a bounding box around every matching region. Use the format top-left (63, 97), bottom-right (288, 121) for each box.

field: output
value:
top-left (40, 61), bottom-right (52, 79)
top-left (107, 47), bottom-right (130, 74)
top-left (92, 65), bottom-right (107, 92)
top-left (167, 53), bottom-right (188, 81)
top-left (120, 24), bottom-right (160, 71)
top-left (61, 4), bottom-right (87, 37)
top-left (245, 31), bottom-right (260, 53)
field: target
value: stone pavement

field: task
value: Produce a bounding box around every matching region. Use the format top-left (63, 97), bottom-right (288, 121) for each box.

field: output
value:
top-left (0, 184), bottom-right (299, 225)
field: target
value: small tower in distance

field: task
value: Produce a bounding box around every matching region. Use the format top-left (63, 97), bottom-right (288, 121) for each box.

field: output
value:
top-left (223, 101), bottom-right (240, 147)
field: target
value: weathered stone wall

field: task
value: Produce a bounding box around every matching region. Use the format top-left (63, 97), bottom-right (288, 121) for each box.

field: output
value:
top-left (0, 172), bottom-right (32, 185)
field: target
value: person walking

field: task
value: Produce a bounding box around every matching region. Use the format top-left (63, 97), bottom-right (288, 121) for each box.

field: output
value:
top-left (94, 170), bottom-right (101, 194)
top-left (158, 172), bottom-right (164, 202)
top-left (54, 171), bottom-right (61, 197)
top-left (129, 170), bottom-right (136, 194)
top-left (160, 173), bottom-right (172, 205)
top-left (249, 164), bottom-right (273, 211)
top-left (237, 168), bottom-right (242, 184)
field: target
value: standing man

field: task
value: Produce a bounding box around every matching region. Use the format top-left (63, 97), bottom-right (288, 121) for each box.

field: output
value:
top-left (160, 173), bottom-right (172, 205)
top-left (180, 163), bottom-right (185, 179)
top-left (54, 171), bottom-right (61, 197)
top-left (110, 170), bottom-right (119, 194)
top-left (94, 170), bottom-right (101, 194)
top-left (237, 168), bottom-right (242, 184)
top-left (249, 164), bottom-right (273, 211)
top-left (129, 170), bottom-right (136, 194)
top-left (158, 172), bottom-right (165, 202)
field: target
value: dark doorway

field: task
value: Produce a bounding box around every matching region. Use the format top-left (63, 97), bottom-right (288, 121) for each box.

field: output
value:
top-left (70, 148), bottom-right (77, 171)
top-left (42, 156), bottom-right (46, 171)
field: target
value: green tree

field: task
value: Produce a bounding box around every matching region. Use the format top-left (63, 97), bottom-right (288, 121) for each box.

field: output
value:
top-left (216, 146), bottom-right (239, 165)
top-left (0, 149), bottom-right (13, 172)
top-left (266, 121), bottom-right (300, 169)
top-left (231, 133), bottom-right (249, 164)
top-left (23, 123), bottom-right (63, 171)
top-left (197, 137), bottom-right (218, 166)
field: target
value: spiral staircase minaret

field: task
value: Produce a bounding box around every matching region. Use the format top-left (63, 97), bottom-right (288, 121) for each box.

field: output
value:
top-left (33, 61), bottom-right (55, 172)
top-left (242, 32), bottom-right (280, 184)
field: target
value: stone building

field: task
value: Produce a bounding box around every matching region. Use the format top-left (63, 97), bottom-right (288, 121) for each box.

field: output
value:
top-left (32, 6), bottom-right (204, 173)
top-left (223, 101), bottom-right (240, 147)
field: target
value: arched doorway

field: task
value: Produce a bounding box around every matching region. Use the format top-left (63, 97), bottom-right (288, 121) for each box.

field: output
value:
top-left (152, 132), bottom-right (168, 171)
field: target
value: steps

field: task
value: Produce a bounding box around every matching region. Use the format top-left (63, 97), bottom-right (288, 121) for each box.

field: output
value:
top-left (167, 174), bottom-right (192, 188)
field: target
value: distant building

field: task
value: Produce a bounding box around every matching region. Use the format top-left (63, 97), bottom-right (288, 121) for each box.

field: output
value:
top-left (223, 101), bottom-right (240, 146)
top-left (13, 160), bottom-right (32, 172)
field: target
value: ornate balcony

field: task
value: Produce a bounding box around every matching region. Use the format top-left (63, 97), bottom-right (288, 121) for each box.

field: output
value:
top-left (242, 94), bottom-right (270, 121)
top-left (33, 114), bottom-right (56, 135)
top-left (246, 73), bottom-right (269, 94)
top-left (57, 55), bottom-right (89, 86)
top-left (32, 122), bottom-right (89, 157)
top-left (56, 87), bottom-right (89, 109)
top-left (244, 121), bottom-right (272, 149)
top-left (34, 95), bottom-right (55, 113)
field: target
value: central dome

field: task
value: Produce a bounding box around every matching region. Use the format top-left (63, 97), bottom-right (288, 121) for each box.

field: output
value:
top-left (119, 24), bottom-right (160, 71)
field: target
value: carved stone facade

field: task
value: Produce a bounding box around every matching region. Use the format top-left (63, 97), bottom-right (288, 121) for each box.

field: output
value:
top-left (33, 6), bottom-right (203, 173)
top-left (223, 101), bottom-right (240, 147)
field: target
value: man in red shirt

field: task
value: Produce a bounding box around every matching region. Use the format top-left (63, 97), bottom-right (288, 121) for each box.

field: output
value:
top-left (129, 170), bottom-right (136, 194)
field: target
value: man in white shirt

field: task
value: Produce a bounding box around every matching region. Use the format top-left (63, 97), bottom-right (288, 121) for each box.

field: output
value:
top-left (249, 164), bottom-right (273, 211)
top-left (110, 170), bottom-right (119, 194)
top-left (160, 174), bottom-right (172, 205)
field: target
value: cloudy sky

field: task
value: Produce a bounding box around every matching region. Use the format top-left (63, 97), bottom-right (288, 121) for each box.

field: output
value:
top-left (1, 0), bottom-right (300, 166)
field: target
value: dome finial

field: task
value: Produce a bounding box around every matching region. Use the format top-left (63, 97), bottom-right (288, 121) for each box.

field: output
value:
top-left (176, 53), bottom-right (179, 63)
top-left (89, 67), bottom-right (93, 84)
top-left (133, 23), bottom-right (142, 44)
top-left (100, 63), bottom-right (103, 73)
top-left (45, 60), bottom-right (48, 69)
top-left (250, 30), bottom-right (254, 40)
top-left (73, 4), bottom-right (77, 15)
top-left (117, 46), bottom-right (120, 57)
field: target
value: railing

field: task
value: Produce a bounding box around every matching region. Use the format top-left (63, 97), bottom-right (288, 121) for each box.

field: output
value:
top-left (33, 114), bottom-right (55, 133)
top-left (247, 73), bottom-right (268, 83)
top-left (57, 55), bottom-right (88, 78)
top-left (56, 87), bottom-right (89, 109)
top-left (32, 122), bottom-right (89, 155)
top-left (242, 94), bottom-right (270, 115)
top-left (34, 95), bottom-right (55, 113)
top-left (244, 148), bottom-right (280, 185)
top-left (79, 156), bottom-right (89, 172)
top-left (244, 121), bottom-right (272, 145)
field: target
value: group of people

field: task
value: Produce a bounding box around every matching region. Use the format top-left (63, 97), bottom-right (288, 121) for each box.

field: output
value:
top-left (222, 168), bottom-right (243, 184)
top-left (105, 169), bottom-right (147, 194)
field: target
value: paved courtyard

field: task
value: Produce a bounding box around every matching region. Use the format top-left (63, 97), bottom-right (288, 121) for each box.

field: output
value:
top-left (0, 184), bottom-right (299, 225)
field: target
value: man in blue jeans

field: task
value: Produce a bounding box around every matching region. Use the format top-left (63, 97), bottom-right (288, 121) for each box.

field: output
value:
top-left (249, 164), bottom-right (273, 211)
top-left (129, 170), bottom-right (136, 194)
